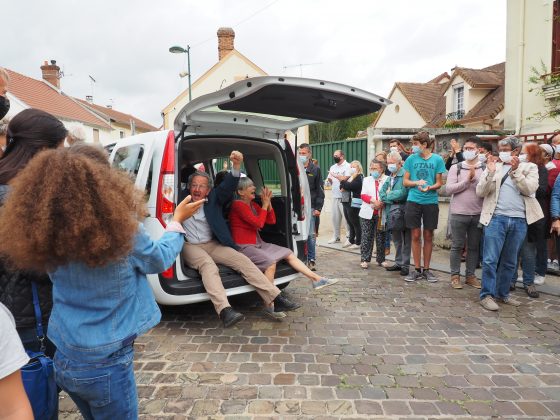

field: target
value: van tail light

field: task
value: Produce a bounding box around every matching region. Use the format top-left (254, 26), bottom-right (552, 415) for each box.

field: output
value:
top-left (156, 131), bottom-right (175, 227)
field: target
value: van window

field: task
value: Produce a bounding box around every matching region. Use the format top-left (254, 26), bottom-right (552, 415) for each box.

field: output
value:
top-left (112, 144), bottom-right (144, 181)
top-left (258, 159), bottom-right (281, 195)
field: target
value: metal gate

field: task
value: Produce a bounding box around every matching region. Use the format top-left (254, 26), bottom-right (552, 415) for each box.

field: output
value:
top-left (309, 137), bottom-right (367, 174)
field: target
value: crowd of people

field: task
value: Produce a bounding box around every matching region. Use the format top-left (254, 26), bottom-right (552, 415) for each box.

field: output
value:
top-left (311, 130), bottom-right (560, 311)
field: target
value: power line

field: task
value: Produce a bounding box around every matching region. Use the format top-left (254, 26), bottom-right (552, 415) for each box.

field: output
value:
top-left (191, 0), bottom-right (280, 49)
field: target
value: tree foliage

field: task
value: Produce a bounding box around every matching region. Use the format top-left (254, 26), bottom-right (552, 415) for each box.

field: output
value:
top-left (309, 112), bottom-right (377, 144)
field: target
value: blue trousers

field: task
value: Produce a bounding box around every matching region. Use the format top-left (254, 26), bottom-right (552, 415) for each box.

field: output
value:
top-left (54, 345), bottom-right (137, 420)
top-left (307, 214), bottom-right (316, 262)
top-left (480, 215), bottom-right (527, 300)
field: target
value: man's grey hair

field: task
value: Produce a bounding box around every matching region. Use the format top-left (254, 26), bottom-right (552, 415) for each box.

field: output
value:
top-left (0, 118), bottom-right (9, 136)
top-left (0, 68), bottom-right (9, 84)
top-left (387, 151), bottom-right (402, 163)
top-left (237, 176), bottom-right (255, 191)
top-left (187, 171), bottom-right (213, 189)
top-left (371, 159), bottom-right (386, 171)
top-left (498, 136), bottom-right (522, 151)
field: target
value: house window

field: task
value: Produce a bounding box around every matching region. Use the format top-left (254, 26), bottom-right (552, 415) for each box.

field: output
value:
top-left (93, 129), bottom-right (100, 143)
top-left (120, 131), bottom-right (124, 138)
top-left (553, 0), bottom-right (560, 72)
top-left (454, 85), bottom-right (464, 117)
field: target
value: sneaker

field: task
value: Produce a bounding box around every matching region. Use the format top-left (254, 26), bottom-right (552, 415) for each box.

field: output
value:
top-left (400, 267), bottom-right (409, 276)
top-left (262, 307), bottom-right (286, 321)
top-left (308, 260), bottom-right (317, 271)
top-left (349, 244), bottom-right (360, 250)
top-left (451, 275), bottom-right (462, 289)
top-left (404, 270), bottom-right (422, 282)
top-left (327, 237), bottom-right (340, 244)
top-left (497, 296), bottom-right (522, 306)
top-left (273, 294), bottom-right (301, 312)
top-left (313, 278), bottom-right (339, 290)
top-left (547, 260), bottom-right (560, 274)
top-left (480, 296), bottom-right (499, 311)
top-left (342, 240), bottom-right (352, 248)
top-left (465, 275), bottom-right (481, 289)
top-left (534, 274), bottom-right (545, 285)
top-left (423, 270), bottom-right (438, 283)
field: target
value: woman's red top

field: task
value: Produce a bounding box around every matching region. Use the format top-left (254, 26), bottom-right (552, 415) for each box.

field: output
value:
top-left (229, 200), bottom-right (276, 245)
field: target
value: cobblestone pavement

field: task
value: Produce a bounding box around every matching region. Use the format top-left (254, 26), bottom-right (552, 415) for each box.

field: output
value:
top-left (60, 247), bottom-right (560, 419)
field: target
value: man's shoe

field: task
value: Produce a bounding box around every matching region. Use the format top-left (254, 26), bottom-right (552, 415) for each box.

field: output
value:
top-left (219, 307), bottom-right (244, 328)
top-left (308, 260), bottom-right (317, 271)
top-left (400, 267), bottom-right (409, 276)
top-left (451, 275), bottom-right (463, 289)
top-left (423, 270), bottom-right (438, 283)
top-left (273, 293), bottom-right (301, 312)
top-left (342, 240), bottom-right (352, 248)
top-left (465, 275), bottom-right (481, 289)
top-left (525, 284), bottom-right (540, 298)
top-left (385, 264), bottom-right (402, 272)
top-left (313, 278), bottom-right (339, 290)
top-left (497, 296), bottom-right (522, 307)
top-left (480, 296), bottom-right (499, 311)
top-left (349, 243), bottom-right (360, 250)
top-left (534, 274), bottom-right (545, 285)
top-left (327, 237), bottom-right (340, 244)
top-left (404, 270), bottom-right (422, 282)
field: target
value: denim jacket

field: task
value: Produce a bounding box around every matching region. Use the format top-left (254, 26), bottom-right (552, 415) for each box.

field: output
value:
top-left (48, 224), bottom-right (184, 361)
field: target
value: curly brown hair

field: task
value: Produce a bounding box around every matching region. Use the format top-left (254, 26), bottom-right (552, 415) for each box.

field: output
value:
top-left (0, 147), bottom-right (147, 271)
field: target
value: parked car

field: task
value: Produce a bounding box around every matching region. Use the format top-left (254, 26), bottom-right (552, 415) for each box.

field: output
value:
top-left (109, 76), bottom-right (389, 305)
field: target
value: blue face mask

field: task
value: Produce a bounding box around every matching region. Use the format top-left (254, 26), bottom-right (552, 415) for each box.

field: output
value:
top-left (298, 155), bottom-right (309, 164)
top-left (388, 164), bottom-right (398, 173)
top-left (412, 145), bottom-right (421, 154)
top-left (371, 171), bottom-right (380, 179)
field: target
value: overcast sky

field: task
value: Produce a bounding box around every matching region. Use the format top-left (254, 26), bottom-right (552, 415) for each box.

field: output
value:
top-left (3, 0), bottom-right (506, 127)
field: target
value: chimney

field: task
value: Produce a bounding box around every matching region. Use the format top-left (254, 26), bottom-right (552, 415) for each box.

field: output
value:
top-left (85, 95), bottom-right (93, 104)
top-left (217, 27), bottom-right (235, 60)
top-left (41, 60), bottom-right (61, 89)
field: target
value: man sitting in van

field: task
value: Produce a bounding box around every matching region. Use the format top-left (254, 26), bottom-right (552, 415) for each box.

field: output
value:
top-left (181, 150), bottom-right (301, 328)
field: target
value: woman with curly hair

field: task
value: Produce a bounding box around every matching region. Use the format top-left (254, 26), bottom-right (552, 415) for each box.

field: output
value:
top-left (0, 108), bottom-right (68, 361)
top-left (0, 145), bottom-right (204, 419)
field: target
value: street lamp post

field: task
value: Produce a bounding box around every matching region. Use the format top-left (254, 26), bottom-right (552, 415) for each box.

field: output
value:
top-left (169, 45), bottom-right (192, 101)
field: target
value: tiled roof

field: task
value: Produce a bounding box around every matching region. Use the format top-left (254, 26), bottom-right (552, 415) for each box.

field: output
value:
top-left (76, 99), bottom-right (157, 132)
top-left (427, 72), bottom-right (450, 84)
top-left (396, 82), bottom-right (448, 122)
top-left (452, 62), bottom-right (505, 89)
top-left (5, 69), bottom-right (109, 128)
top-left (462, 84), bottom-right (504, 122)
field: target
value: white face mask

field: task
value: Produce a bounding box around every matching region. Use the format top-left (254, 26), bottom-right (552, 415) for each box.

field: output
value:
top-left (519, 154), bottom-right (528, 163)
top-left (463, 150), bottom-right (478, 161)
top-left (349, 167), bottom-right (357, 175)
top-left (390, 146), bottom-right (399, 153)
top-left (499, 151), bottom-right (512, 163)
top-left (479, 154), bottom-right (487, 163)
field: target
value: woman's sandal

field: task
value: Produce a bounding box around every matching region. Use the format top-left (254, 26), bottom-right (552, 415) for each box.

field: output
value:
top-left (525, 284), bottom-right (539, 298)
top-left (360, 261), bottom-right (368, 269)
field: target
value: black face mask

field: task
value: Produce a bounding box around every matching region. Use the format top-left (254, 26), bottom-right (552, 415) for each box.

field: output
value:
top-left (333, 156), bottom-right (341, 163)
top-left (0, 96), bottom-right (10, 120)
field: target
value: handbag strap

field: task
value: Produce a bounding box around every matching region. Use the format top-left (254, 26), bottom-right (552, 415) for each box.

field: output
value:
top-left (30, 281), bottom-right (46, 352)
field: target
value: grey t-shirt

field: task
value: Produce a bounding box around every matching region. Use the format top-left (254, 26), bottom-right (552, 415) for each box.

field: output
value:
top-left (495, 164), bottom-right (526, 218)
top-left (0, 303), bottom-right (29, 379)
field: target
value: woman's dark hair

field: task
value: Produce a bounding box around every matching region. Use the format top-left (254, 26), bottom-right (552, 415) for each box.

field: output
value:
top-left (0, 109), bottom-right (67, 184)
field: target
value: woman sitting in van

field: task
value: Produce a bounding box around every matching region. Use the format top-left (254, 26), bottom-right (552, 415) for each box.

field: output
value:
top-left (0, 145), bottom-right (204, 419)
top-left (229, 177), bottom-right (338, 295)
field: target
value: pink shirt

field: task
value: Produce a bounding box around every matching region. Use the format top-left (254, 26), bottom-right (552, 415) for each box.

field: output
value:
top-left (445, 163), bottom-right (484, 215)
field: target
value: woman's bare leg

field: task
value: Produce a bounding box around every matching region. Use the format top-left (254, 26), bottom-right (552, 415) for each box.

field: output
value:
top-left (264, 263), bottom-right (276, 307)
top-left (286, 254), bottom-right (322, 282)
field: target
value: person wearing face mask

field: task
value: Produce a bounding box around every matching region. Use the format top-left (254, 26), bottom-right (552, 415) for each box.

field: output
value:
top-left (388, 139), bottom-right (409, 162)
top-left (0, 68), bottom-right (10, 121)
top-left (510, 142), bottom-right (549, 298)
top-left (340, 161), bottom-right (364, 249)
top-left (379, 152), bottom-right (410, 276)
top-left (478, 142), bottom-right (493, 165)
top-left (445, 138), bottom-right (464, 171)
top-left (298, 144), bottom-right (324, 271)
top-left (476, 136), bottom-right (543, 311)
top-left (445, 136), bottom-right (484, 290)
top-left (402, 131), bottom-right (446, 283)
top-left (358, 160), bottom-right (388, 269)
top-left (327, 150), bottom-right (352, 244)
top-left (545, 134), bottom-right (560, 274)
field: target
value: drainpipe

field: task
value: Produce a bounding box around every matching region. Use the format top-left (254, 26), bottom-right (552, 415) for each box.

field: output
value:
top-left (515, 0), bottom-right (526, 135)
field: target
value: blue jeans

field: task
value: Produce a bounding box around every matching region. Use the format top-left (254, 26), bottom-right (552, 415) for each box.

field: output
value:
top-left (54, 345), bottom-right (137, 420)
top-left (307, 214), bottom-right (316, 262)
top-left (480, 215), bottom-right (527, 300)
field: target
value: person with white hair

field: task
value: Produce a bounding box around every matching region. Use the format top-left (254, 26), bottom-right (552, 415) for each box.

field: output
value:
top-left (66, 125), bottom-right (87, 146)
top-left (0, 67), bottom-right (10, 120)
top-left (476, 136), bottom-right (543, 311)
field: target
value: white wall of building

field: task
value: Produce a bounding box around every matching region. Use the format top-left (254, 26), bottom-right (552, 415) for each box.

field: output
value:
top-left (505, 0), bottom-right (556, 134)
top-left (374, 88), bottom-right (426, 128)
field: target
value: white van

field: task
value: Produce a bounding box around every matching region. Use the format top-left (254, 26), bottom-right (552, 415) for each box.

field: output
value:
top-left (109, 76), bottom-right (388, 306)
